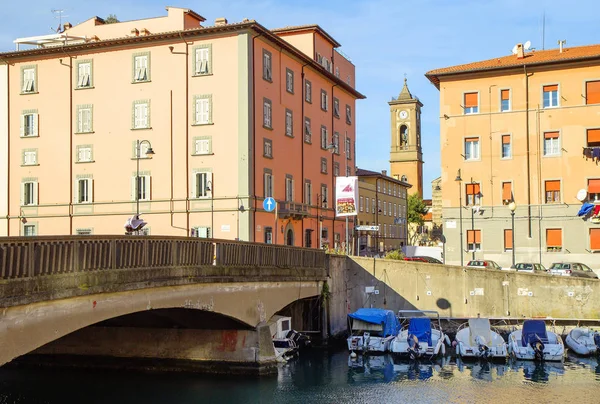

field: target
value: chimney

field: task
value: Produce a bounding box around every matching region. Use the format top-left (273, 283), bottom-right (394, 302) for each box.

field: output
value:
top-left (558, 40), bottom-right (566, 53)
top-left (215, 17), bottom-right (228, 26)
top-left (382, 170), bottom-right (387, 176)
top-left (516, 43), bottom-right (524, 59)
top-left (63, 22), bottom-right (72, 31)
top-left (130, 28), bottom-right (139, 37)
top-left (140, 28), bottom-right (151, 36)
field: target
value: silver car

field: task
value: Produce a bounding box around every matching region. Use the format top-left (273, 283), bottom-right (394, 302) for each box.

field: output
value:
top-left (514, 263), bottom-right (547, 274)
top-left (466, 260), bottom-right (502, 270)
top-left (548, 262), bottom-right (598, 279)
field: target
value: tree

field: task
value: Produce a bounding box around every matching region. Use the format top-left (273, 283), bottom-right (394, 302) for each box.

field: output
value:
top-left (407, 193), bottom-right (427, 245)
top-left (105, 14), bottom-right (119, 24)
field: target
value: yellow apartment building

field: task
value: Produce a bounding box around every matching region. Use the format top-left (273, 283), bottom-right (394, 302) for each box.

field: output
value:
top-left (355, 168), bottom-right (410, 255)
top-left (427, 43), bottom-right (600, 267)
top-left (0, 6), bottom-right (364, 247)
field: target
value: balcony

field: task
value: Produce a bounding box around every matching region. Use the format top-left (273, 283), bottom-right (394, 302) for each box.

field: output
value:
top-left (278, 201), bottom-right (309, 220)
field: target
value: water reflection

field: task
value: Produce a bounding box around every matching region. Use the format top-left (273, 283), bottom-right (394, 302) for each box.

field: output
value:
top-left (511, 360), bottom-right (565, 383)
top-left (347, 354), bottom-right (455, 383)
top-left (456, 358), bottom-right (508, 382)
top-left (565, 353), bottom-right (600, 377)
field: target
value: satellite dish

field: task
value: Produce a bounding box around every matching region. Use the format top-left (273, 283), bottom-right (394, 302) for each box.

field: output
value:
top-left (511, 44), bottom-right (518, 55)
top-left (576, 189), bottom-right (587, 202)
top-left (524, 40), bottom-right (532, 50)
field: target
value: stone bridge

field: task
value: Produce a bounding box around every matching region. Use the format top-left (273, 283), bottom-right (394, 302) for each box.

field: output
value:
top-left (0, 236), bottom-right (327, 374)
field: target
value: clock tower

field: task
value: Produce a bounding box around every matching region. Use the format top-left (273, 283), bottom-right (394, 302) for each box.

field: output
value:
top-left (389, 78), bottom-right (424, 197)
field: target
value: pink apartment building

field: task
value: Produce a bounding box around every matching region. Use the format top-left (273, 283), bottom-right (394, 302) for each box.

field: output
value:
top-left (0, 6), bottom-right (364, 247)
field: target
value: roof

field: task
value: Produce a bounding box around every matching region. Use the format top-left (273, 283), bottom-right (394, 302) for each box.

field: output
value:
top-left (0, 20), bottom-right (364, 100)
top-left (355, 168), bottom-right (412, 188)
top-left (270, 24), bottom-right (341, 48)
top-left (425, 43), bottom-right (600, 88)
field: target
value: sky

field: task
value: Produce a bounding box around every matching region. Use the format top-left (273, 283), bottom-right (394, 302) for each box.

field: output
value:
top-left (1, 0), bottom-right (600, 199)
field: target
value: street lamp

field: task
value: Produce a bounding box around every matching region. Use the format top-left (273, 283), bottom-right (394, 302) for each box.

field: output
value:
top-left (134, 140), bottom-right (155, 219)
top-left (455, 169), bottom-right (464, 267)
top-left (316, 194), bottom-right (327, 249)
top-left (509, 200), bottom-right (516, 267)
top-left (205, 180), bottom-right (213, 237)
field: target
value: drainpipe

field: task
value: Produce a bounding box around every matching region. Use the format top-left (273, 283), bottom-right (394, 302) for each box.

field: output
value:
top-left (60, 48), bottom-right (74, 235)
top-left (331, 83), bottom-right (338, 249)
top-left (252, 33), bottom-right (263, 242)
top-left (524, 65), bottom-right (533, 237)
top-left (1, 58), bottom-right (10, 236)
top-left (300, 62), bottom-right (309, 246)
top-left (181, 33), bottom-right (190, 235)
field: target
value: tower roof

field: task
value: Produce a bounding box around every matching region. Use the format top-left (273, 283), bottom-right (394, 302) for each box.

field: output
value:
top-left (398, 77), bottom-right (413, 100)
top-left (389, 77), bottom-right (422, 106)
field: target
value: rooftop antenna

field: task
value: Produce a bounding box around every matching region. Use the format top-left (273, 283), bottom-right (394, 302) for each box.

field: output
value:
top-left (51, 9), bottom-right (68, 33)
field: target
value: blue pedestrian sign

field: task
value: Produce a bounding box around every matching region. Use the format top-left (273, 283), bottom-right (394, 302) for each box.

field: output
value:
top-left (263, 197), bottom-right (276, 212)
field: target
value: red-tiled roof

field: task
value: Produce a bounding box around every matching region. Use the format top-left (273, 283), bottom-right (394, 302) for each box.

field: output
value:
top-left (271, 24), bottom-right (341, 47)
top-left (426, 44), bottom-right (600, 88)
top-left (355, 168), bottom-right (412, 188)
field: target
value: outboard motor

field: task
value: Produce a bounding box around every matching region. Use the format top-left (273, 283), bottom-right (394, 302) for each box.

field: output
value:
top-left (407, 334), bottom-right (421, 360)
top-left (594, 333), bottom-right (600, 352)
top-left (530, 335), bottom-right (545, 361)
top-left (475, 335), bottom-right (490, 360)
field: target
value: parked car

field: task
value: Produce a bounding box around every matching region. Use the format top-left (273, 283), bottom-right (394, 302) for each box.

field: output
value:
top-left (465, 260), bottom-right (502, 270)
top-left (404, 256), bottom-right (443, 264)
top-left (514, 263), bottom-right (547, 274)
top-left (548, 262), bottom-right (599, 279)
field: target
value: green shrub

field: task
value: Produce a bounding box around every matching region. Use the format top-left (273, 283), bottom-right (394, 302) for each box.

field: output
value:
top-left (384, 250), bottom-right (405, 260)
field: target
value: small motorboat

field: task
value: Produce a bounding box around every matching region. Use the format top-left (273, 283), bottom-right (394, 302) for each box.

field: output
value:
top-left (390, 310), bottom-right (450, 360)
top-left (347, 308), bottom-right (400, 354)
top-left (508, 320), bottom-right (564, 361)
top-left (268, 315), bottom-right (309, 362)
top-left (565, 328), bottom-right (600, 356)
top-left (454, 318), bottom-right (507, 361)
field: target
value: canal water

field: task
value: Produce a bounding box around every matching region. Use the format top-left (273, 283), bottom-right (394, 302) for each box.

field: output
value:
top-left (1, 350), bottom-right (600, 403)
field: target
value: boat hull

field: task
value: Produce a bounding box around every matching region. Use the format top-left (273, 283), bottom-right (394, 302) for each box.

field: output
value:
top-left (508, 330), bottom-right (564, 361)
top-left (347, 335), bottom-right (394, 354)
top-left (565, 328), bottom-right (599, 356)
top-left (454, 327), bottom-right (507, 361)
top-left (390, 330), bottom-right (446, 358)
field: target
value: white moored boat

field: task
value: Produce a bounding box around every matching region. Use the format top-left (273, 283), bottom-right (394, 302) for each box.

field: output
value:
top-left (508, 320), bottom-right (564, 361)
top-left (347, 308), bottom-right (400, 354)
top-left (565, 328), bottom-right (600, 356)
top-left (390, 310), bottom-right (450, 360)
top-left (455, 318), bottom-right (507, 361)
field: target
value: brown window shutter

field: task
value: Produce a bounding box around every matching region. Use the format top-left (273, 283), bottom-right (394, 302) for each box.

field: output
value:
top-left (546, 229), bottom-right (562, 247)
top-left (543, 84), bottom-right (558, 92)
top-left (544, 131), bottom-right (559, 139)
top-left (466, 184), bottom-right (474, 195)
top-left (467, 230), bottom-right (475, 243)
top-left (504, 229), bottom-right (513, 249)
top-left (502, 135), bottom-right (511, 144)
top-left (587, 128), bottom-right (600, 143)
top-left (586, 81), bottom-right (600, 105)
top-left (501, 89), bottom-right (510, 100)
top-left (465, 137), bottom-right (479, 142)
top-left (464, 93), bottom-right (478, 108)
top-left (588, 179), bottom-right (600, 194)
top-left (590, 229), bottom-right (600, 250)
top-left (545, 180), bottom-right (560, 192)
top-left (474, 183), bottom-right (481, 195)
top-left (502, 182), bottom-right (512, 201)
top-left (475, 230), bottom-right (481, 243)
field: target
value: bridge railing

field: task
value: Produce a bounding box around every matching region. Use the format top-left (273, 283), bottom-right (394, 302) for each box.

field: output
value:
top-left (0, 236), bottom-right (324, 279)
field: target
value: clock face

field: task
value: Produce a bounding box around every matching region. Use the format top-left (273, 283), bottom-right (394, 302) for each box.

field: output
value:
top-left (400, 110), bottom-right (408, 119)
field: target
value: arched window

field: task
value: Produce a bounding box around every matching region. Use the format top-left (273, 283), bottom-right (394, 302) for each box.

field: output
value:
top-left (400, 125), bottom-right (408, 149)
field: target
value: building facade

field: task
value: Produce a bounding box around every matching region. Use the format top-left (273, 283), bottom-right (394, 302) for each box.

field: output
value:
top-left (0, 63), bottom-right (7, 236)
top-left (0, 7), bottom-right (364, 247)
top-left (427, 43), bottom-right (600, 267)
top-left (356, 169), bottom-right (410, 255)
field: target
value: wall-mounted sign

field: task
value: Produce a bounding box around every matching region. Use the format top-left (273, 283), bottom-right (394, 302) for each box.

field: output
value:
top-left (335, 176), bottom-right (358, 217)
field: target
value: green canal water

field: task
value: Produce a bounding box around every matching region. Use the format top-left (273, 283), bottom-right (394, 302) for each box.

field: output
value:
top-left (1, 350), bottom-right (600, 403)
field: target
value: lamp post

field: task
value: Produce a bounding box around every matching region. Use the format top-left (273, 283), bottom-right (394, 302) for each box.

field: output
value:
top-left (509, 201), bottom-right (516, 267)
top-left (205, 180), bottom-right (213, 237)
top-left (455, 169), bottom-right (464, 267)
top-left (134, 140), bottom-right (155, 219)
top-left (317, 194), bottom-right (326, 249)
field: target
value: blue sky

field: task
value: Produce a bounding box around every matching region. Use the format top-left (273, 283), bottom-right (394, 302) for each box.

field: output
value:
top-left (2, 0), bottom-right (600, 198)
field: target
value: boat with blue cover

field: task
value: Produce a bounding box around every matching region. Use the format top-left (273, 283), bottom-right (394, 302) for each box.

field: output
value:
top-left (508, 320), bottom-right (564, 361)
top-left (347, 308), bottom-right (400, 354)
top-left (390, 310), bottom-right (450, 359)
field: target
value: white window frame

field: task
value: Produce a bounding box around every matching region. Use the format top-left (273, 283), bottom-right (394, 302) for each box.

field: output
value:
top-left (263, 99), bottom-right (272, 128)
top-left (321, 126), bottom-right (328, 149)
top-left (321, 158), bottom-right (327, 174)
top-left (359, 196), bottom-right (364, 212)
top-left (21, 181), bottom-right (38, 206)
top-left (22, 149), bottom-right (37, 166)
top-left (285, 176), bottom-right (294, 202)
top-left (500, 88), bottom-right (511, 112)
top-left (193, 137), bottom-right (211, 155)
top-left (263, 50), bottom-right (272, 81)
top-left (464, 138), bottom-right (480, 160)
top-left (76, 178), bottom-right (93, 204)
top-left (77, 145), bottom-right (93, 163)
top-left (77, 61), bottom-right (92, 88)
top-left (304, 117), bottom-right (312, 143)
top-left (501, 135), bottom-right (512, 159)
top-left (132, 175), bottom-right (151, 201)
top-left (305, 79), bottom-right (312, 103)
top-left (320, 90), bottom-right (328, 111)
top-left (365, 197), bottom-right (370, 213)
top-left (264, 138), bottom-right (273, 158)
top-left (543, 85), bottom-right (559, 108)
top-left (193, 171), bottom-right (212, 199)
top-left (333, 98), bottom-right (340, 118)
top-left (133, 54), bottom-right (149, 82)
top-left (345, 138), bottom-right (351, 159)
top-left (193, 45), bottom-right (212, 76)
top-left (192, 226), bottom-right (211, 238)
top-left (321, 185), bottom-right (328, 208)
top-left (346, 105), bottom-right (352, 124)
top-left (305, 181), bottom-right (312, 205)
top-left (22, 66), bottom-right (36, 93)
top-left (543, 134), bottom-right (560, 156)
top-left (285, 109), bottom-right (293, 137)
top-left (194, 95), bottom-right (212, 125)
top-left (20, 112), bottom-right (38, 137)
top-left (286, 68), bottom-right (294, 93)
top-left (23, 223), bottom-right (37, 236)
top-left (264, 172), bottom-right (273, 198)
top-left (77, 106), bottom-right (93, 133)
top-left (133, 101), bottom-right (150, 129)
top-left (463, 92), bottom-right (479, 114)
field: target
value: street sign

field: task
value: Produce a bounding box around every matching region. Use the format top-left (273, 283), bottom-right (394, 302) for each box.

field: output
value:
top-left (356, 225), bottom-right (379, 231)
top-left (263, 197), bottom-right (276, 212)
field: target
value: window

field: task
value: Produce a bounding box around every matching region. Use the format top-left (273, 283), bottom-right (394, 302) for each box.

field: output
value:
top-left (320, 184), bottom-right (328, 208)
top-left (76, 105), bottom-right (93, 133)
top-left (346, 166), bottom-right (352, 176)
top-left (305, 181), bottom-right (312, 205)
top-left (372, 199), bottom-right (375, 214)
top-left (132, 100), bottom-right (150, 129)
top-left (22, 149), bottom-right (37, 166)
top-left (264, 171), bottom-right (273, 198)
top-left (590, 228), bottom-right (600, 251)
top-left (132, 175), bottom-right (151, 201)
top-left (543, 85), bottom-right (559, 108)
top-left (543, 131), bottom-right (560, 156)
top-left (335, 66), bottom-right (340, 77)
top-left (264, 226), bottom-right (273, 244)
top-left (588, 179), bottom-right (600, 202)
top-left (394, 204), bottom-right (397, 217)
top-left (501, 135), bottom-right (511, 158)
top-left (346, 105), bottom-right (352, 124)
top-left (21, 66), bottom-right (36, 93)
top-left (333, 98), bottom-right (340, 118)
top-left (466, 183), bottom-right (481, 206)
top-left (20, 111), bottom-right (38, 137)
top-left (502, 182), bottom-right (512, 204)
top-left (23, 224), bottom-right (37, 236)
top-left (586, 128), bottom-right (600, 147)
top-left (365, 197), bottom-right (369, 213)
top-left (500, 89), bottom-right (510, 112)
top-left (262, 49), bottom-right (272, 81)
top-left (359, 196), bottom-right (364, 212)
top-left (545, 180), bottom-right (560, 203)
top-left (546, 228), bottom-right (562, 252)
top-left (76, 145), bottom-right (93, 163)
top-left (467, 229), bottom-right (481, 251)
top-left (334, 162), bottom-right (339, 177)
top-left (345, 138), bottom-right (351, 159)
top-left (285, 176), bottom-right (294, 202)
top-left (333, 132), bottom-right (339, 154)
top-left (263, 138), bottom-right (272, 158)
top-left (464, 137), bottom-right (480, 160)
top-left (304, 117), bottom-right (312, 143)
top-left (192, 171), bottom-right (211, 199)
top-left (305, 79), bottom-right (312, 103)
top-left (21, 181), bottom-right (38, 206)
top-left (305, 229), bottom-right (312, 248)
top-left (76, 178), bottom-right (93, 204)
top-left (585, 80), bottom-right (600, 105)
top-left (77, 61), bottom-right (92, 88)
top-left (76, 228), bottom-right (93, 235)
top-left (286, 68), bottom-right (294, 93)
top-left (464, 92), bottom-right (478, 114)
top-left (320, 158), bottom-right (327, 174)
top-left (193, 44), bottom-right (212, 75)
top-left (320, 126), bottom-right (328, 149)
top-left (263, 98), bottom-right (272, 128)
top-left (383, 201), bottom-right (387, 216)
top-left (320, 89), bottom-right (328, 111)
top-left (193, 226), bottom-right (211, 238)
top-left (194, 95), bottom-right (212, 125)
top-left (193, 137), bottom-right (212, 155)
top-left (285, 109), bottom-right (293, 137)
top-left (504, 229), bottom-right (513, 251)
top-left (133, 53), bottom-right (150, 82)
